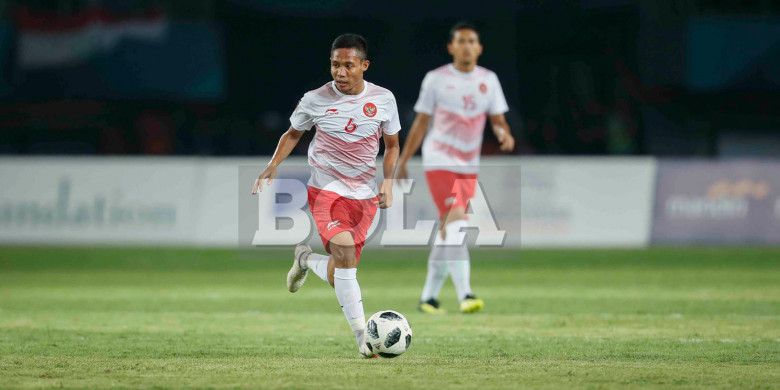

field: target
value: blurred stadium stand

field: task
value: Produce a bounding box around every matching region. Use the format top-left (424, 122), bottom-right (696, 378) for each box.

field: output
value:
top-left (0, 0), bottom-right (778, 157)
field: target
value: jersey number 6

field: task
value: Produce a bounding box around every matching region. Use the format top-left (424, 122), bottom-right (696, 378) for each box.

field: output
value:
top-left (344, 118), bottom-right (357, 133)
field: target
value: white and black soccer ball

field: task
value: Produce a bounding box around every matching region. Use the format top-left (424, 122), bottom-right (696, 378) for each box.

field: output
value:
top-left (365, 310), bottom-right (412, 358)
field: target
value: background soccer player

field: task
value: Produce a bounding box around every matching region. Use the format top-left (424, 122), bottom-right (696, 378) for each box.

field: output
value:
top-left (251, 34), bottom-right (401, 357)
top-left (397, 22), bottom-right (515, 314)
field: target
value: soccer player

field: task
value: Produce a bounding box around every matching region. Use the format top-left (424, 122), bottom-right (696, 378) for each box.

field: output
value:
top-left (397, 22), bottom-right (515, 314)
top-left (251, 34), bottom-right (401, 358)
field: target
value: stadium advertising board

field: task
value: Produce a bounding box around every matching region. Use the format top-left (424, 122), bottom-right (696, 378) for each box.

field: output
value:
top-left (0, 157), bottom-right (200, 245)
top-left (1, 157), bottom-right (656, 247)
top-left (651, 160), bottom-right (780, 244)
top-left (514, 157), bottom-right (656, 247)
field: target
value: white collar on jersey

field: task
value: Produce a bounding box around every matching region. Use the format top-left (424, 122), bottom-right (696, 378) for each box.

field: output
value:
top-left (330, 80), bottom-right (368, 98)
top-left (448, 63), bottom-right (478, 77)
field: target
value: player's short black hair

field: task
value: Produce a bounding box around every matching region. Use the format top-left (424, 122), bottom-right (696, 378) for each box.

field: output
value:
top-left (449, 22), bottom-right (479, 43)
top-left (331, 33), bottom-right (368, 60)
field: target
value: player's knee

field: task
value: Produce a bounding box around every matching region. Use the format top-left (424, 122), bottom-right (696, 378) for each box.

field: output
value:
top-left (331, 243), bottom-right (357, 268)
top-left (329, 231), bottom-right (357, 268)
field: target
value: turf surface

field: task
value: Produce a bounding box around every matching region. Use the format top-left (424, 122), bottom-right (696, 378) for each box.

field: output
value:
top-left (0, 246), bottom-right (778, 389)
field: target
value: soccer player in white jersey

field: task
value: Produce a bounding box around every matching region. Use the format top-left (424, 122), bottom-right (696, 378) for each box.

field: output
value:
top-left (397, 22), bottom-right (515, 314)
top-left (251, 34), bottom-right (401, 358)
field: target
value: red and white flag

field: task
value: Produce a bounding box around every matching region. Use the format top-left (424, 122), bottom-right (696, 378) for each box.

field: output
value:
top-left (16, 6), bottom-right (168, 69)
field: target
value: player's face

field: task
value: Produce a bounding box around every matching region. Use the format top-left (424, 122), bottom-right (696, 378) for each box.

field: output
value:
top-left (447, 29), bottom-right (482, 65)
top-left (330, 48), bottom-right (370, 95)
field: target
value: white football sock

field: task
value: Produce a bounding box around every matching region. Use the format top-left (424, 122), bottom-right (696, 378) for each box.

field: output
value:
top-left (420, 240), bottom-right (449, 302)
top-left (448, 255), bottom-right (472, 301)
top-left (443, 220), bottom-right (473, 301)
top-left (306, 252), bottom-right (330, 283)
top-left (334, 267), bottom-right (366, 346)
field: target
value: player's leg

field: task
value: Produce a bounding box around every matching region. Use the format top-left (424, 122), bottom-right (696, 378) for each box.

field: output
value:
top-left (442, 176), bottom-right (483, 314)
top-left (292, 186), bottom-right (376, 357)
top-left (287, 186), bottom-right (337, 291)
top-left (287, 243), bottom-right (334, 291)
top-left (314, 194), bottom-right (375, 288)
top-left (441, 206), bottom-right (482, 313)
top-left (418, 170), bottom-right (453, 314)
top-left (419, 233), bottom-right (449, 314)
top-left (329, 231), bottom-right (374, 358)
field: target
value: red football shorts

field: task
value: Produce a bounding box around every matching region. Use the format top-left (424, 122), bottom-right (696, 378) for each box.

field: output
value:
top-left (307, 186), bottom-right (378, 262)
top-left (425, 170), bottom-right (478, 218)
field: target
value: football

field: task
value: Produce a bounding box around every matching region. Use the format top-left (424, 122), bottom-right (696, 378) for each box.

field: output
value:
top-left (365, 310), bottom-right (413, 358)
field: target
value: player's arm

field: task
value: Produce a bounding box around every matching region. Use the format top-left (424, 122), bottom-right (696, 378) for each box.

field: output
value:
top-left (251, 127), bottom-right (305, 194)
top-left (396, 112), bottom-right (431, 179)
top-left (489, 114), bottom-right (515, 152)
top-left (377, 132), bottom-right (400, 209)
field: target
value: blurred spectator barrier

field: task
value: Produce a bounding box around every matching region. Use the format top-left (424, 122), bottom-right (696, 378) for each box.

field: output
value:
top-left (1, 156), bottom-right (777, 248)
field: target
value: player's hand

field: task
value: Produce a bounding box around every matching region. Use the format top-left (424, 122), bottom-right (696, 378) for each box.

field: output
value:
top-left (395, 163), bottom-right (409, 181)
top-left (497, 130), bottom-right (515, 152)
top-left (375, 179), bottom-right (393, 209)
top-left (251, 164), bottom-right (277, 195)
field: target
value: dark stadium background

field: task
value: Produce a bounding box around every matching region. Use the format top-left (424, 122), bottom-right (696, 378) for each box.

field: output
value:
top-left (2, 0), bottom-right (778, 157)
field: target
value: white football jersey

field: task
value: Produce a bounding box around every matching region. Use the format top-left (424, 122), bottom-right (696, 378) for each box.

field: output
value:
top-left (414, 64), bottom-right (509, 173)
top-left (290, 80), bottom-right (401, 199)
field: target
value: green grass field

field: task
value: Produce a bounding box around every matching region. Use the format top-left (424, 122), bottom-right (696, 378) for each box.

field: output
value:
top-left (0, 246), bottom-right (778, 389)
